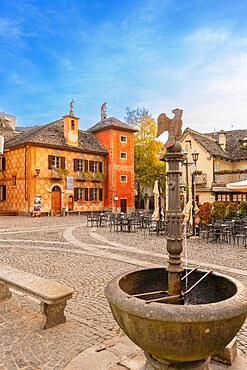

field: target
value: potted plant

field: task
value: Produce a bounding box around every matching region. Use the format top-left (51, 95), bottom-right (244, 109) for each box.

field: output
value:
top-left (56, 168), bottom-right (68, 177)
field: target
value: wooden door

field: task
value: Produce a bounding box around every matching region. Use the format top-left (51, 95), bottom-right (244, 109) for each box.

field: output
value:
top-left (51, 189), bottom-right (61, 214)
top-left (68, 195), bottom-right (74, 211)
top-left (120, 198), bottom-right (127, 213)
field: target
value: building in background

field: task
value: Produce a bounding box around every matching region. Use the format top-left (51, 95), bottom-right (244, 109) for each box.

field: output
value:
top-left (0, 106), bottom-right (136, 215)
top-left (180, 128), bottom-right (247, 205)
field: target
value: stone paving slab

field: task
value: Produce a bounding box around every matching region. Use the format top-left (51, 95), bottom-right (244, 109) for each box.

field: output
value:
top-left (64, 333), bottom-right (247, 370)
top-left (0, 215), bottom-right (246, 369)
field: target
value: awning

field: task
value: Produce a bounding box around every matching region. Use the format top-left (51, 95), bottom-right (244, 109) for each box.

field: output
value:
top-left (226, 180), bottom-right (247, 193)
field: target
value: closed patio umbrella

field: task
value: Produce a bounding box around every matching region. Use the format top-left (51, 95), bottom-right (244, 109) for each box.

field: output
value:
top-left (152, 179), bottom-right (160, 220)
top-left (226, 180), bottom-right (247, 192)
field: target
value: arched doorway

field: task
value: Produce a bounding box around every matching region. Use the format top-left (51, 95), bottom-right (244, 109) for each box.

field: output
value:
top-left (68, 195), bottom-right (74, 211)
top-left (51, 186), bottom-right (61, 214)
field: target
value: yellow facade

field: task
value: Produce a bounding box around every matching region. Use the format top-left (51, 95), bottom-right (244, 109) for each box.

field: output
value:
top-left (0, 145), bottom-right (106, 215)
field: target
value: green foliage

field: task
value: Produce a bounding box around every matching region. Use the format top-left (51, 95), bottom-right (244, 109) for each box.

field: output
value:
top-left (239, 201), bottom-right (247, 217)
top-left (198, 202), bottom-right (212, 223)
top-left (211, 201), bottom-right (227, 221)
top-left (127, 108), bottom-right (166, 206)
top-left (56, 168), bottom-right (68, 177)
top-left (225, 202), bottom-right (238, 219)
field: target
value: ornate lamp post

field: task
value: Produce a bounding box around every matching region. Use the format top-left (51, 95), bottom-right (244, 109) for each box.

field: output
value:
top-left (181, 150), bottom-right (199, 236)
top-left (191, 150), bottom-right (199, 236)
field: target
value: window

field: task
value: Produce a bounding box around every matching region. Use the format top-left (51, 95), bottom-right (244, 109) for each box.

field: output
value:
top-left (90, 188), bottom-right (98, 200)
top-left (0, 185), bottom-right (6, 200)
top-left (48, 155), bottom-right (65, 169)
top-left (12, 175), bottom-right (17, 186)
top-left (74, 159), bottom-right (88, 172)
top-left (0, 157), bottom-right (5, 171)
top-left (89, 161), bottom-right (103, 173)
top-left (120, 152), bottom-right (127, 159)
top-left (120, 135), bottom-right (127, 143)
top-left (89, 188), bottom-right (103, 201)
top-left (71, 120), bottom-right (75, 130)
top-left (120, 175), bottom-right (127, 182)
top-left (74, 188), bottom-right (89, 201)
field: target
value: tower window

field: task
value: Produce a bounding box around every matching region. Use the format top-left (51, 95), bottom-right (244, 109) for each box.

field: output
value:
top-left (120, 175), bottom-right (127, 182)
top-left (120, 152), bottom-right (127, 159)
top-left (120, 135), bottom-right (127, 143)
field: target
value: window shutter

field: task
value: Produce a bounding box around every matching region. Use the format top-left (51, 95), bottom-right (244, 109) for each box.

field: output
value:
top-left (3, 185), bottom-right (6, 201)
top-left (74, 188), bottom-right (79, 201)
top-left (99, 188), bottom-right (103, 201)
top-left (61, 157), bottom-right (65, 169)
top-left (74, 158), bottom-right (78, 172)
top-left (89, 161), bottom-right (93, 171)
top-left (84, 160), bottom-right (88, 172)
top-left (85, 188), bottom-right (88, 201)
top-left (48, 155), bottom-right (53, 169)
top-left (99, 161), bottom-right (103, 173)
top-left (90, 188), bottom-right (93, 201)
top-left (2, 157), bottom-right (5, 171)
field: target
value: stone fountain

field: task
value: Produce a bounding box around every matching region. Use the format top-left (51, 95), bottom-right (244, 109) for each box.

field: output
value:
top-left (105, 109), bottom-right (247, 370)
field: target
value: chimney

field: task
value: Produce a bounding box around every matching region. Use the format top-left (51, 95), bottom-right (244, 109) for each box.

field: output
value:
top-left (100, 102), bottom-right (107, 121)
top-left (218, 130), bottom-right (226, 150)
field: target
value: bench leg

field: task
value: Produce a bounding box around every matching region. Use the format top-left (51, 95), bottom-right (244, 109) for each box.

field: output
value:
top-left (41, 301), bottom-right (67, 329)
top-left (0, 283), bottom-right (12, 301)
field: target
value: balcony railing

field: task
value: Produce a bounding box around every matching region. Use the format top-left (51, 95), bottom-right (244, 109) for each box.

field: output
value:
top-left (77, 171), bottom-right (105, 181)
top-left (91, 172), bottom-right (105, 181)
top-left (51, 169), bottom-right (62, 179)
top-left (214, 172), bottom-right (247, 184)
top-left (195, 173), bottom-right (207, 185)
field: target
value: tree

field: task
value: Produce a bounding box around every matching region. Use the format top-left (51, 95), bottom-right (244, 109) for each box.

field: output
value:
top-left (125, 107), bottom-right (150, 128)
top-left (126, 108), bottom-right (166, 208)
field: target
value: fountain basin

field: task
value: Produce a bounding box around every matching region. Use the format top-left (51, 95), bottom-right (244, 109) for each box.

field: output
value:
top-left (105, 268), bottom-right (247, 362)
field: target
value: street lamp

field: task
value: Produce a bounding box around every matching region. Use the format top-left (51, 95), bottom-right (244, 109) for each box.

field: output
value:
top-left (181, 152), bottom-right (190, 204)
top-left (181, 150), bottom-right (199, 236)
top-left (191, 150), bottom-right (199, 236)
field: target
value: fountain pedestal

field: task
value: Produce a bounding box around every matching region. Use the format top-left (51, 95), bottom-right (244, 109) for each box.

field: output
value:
top-left (105, 109), bottom-right (247, 370)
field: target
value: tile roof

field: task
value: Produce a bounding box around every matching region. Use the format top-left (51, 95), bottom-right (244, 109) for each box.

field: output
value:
top-left (0, 126), bottom-right (23, 143)
top-left (182, 127), bottom-right (247, 161)
top-left (3, 119), bottom-right (108, 155)
top-left (87, 116), bottom-right (137, 133)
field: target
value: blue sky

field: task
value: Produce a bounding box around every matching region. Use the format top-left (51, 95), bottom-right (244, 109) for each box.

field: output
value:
top-left (1, 0), bottom-right (247, 133)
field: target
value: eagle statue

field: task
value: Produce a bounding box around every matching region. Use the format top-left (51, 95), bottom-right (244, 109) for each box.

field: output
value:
top-left (157, 108), bottom-right (183, 148)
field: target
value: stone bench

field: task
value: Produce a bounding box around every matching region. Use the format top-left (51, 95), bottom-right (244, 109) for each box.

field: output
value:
top-left (0, 263), bottom-right (74, 329)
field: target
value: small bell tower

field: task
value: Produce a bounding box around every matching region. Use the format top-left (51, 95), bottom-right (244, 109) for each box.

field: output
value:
top-left (63, 99), bottom-right (79, 146)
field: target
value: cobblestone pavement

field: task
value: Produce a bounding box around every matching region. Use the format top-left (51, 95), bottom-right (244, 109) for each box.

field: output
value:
top-left (0, 215), bottom-right (246, 369)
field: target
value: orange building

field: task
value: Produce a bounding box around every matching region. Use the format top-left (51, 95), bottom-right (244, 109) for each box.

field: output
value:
top-left (0, 108), bottom-right (136, 215)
